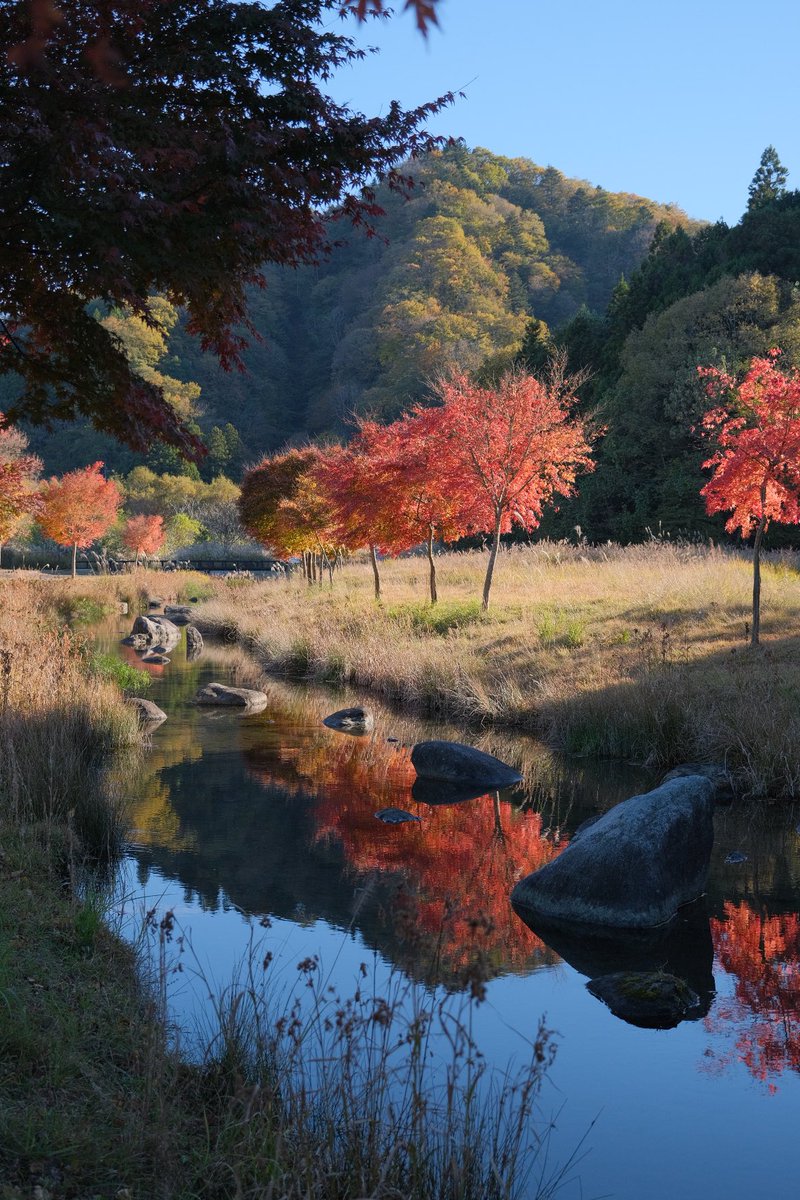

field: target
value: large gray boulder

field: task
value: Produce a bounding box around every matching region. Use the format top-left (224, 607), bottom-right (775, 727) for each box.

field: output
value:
top-left (195, 682), bottom-right (268, 711)
top-left (511, 775), bottom-right (715, 929)
top-left (185, 624), bottom-right (204, 659)
top-left (164, 604), bottom-right (192, 625)
top-left (410, 741), bottom-right (522, 789)
top-left (130, 614), bottom-right (181, 651)
top-left (126, 697), bottom-right (167, 726)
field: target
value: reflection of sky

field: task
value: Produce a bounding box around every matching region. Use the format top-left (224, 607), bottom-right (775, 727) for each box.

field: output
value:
top-left (103, 620), bottom-right (800, 1200)
top-left (113, 857), bottom-right (800, 1200)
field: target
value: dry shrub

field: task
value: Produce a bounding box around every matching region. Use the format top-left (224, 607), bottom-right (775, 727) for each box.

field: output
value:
top-left (0, 576), bottom-right (139, 855)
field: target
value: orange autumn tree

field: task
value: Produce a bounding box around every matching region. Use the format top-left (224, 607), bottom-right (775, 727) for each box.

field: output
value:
top-left (39, 462), bottom-right (121, 577)
top-left (699, 351), bottom-right (800, 646)
top-left (0, 419), bottom-right (42, 566)
top-left (429, 362), bottom-right (597, 609)
top-left (239, 447), bottom-right (338, 582)
top-left (123, 513), bottom-right (166, 563)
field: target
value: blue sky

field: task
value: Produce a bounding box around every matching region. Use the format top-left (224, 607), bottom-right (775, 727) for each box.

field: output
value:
top-left (329, 0), bottom-right (800, 225)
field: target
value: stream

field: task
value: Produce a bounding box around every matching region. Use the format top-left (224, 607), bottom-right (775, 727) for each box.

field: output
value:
top-left (98, 614), bottom-right (800, 1199)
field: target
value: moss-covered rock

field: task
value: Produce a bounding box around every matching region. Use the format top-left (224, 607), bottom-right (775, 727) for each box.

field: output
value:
top-left (587, 970), bottom-right (700, 1028)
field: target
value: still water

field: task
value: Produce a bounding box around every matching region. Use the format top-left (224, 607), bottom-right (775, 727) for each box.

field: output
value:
top-left (102, 620), bottom-right (800, 1200)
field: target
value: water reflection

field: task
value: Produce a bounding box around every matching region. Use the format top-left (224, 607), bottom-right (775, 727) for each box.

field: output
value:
top-left (99, 618), bottom-right (800, 1089)
top-left (515, 899), bottom-right (716, 1025)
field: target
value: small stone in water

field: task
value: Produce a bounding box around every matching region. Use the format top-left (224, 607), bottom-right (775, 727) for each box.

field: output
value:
top-left (725, 851), bottom-right (748, 864)
top-left (374, 808), bottom-right (421, 825)
top-left (387, 737), bottom-right (399, 743)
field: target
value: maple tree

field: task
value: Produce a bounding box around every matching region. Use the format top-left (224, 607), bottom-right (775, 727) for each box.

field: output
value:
top-left (313, 416), bottom-right (469, 602)
top-left (239, 447), bottom-right (339, 579)
top-left (0, 417), bottom-right (42, 565)
top-left (310, 433), bottom-right (388, 599)
top-left (122, 513), bottom-right (165, 563)
top-left (366, 409), bottom-right (473, 604)
top-left (429, 361), bottom-right (597, 609)
top-left (1, 0), bottom-right (451, 457)
top-left (38, 461), bottom-right (122, 576)
top-left (699, 351), bottom-right (800, 645)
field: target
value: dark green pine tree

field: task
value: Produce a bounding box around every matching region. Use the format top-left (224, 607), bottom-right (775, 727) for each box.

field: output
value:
top-left (747, 146), bottom-right (789, 211)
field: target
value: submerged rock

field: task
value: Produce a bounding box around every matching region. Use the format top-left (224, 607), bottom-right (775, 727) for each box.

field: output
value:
top-left (514, 895), bottom-right (715, 1022)
top-left (410, 741), bottom-right (522, 789)
top-left (511, 775), bottom-right (715, 929)
top-left (195, 682), bottom-right (268, 710)
top-left (411, 778), bottom-right (493, 807)
top-left (126, 697), bottom-right (167, 726)
top-left (587, 971), bottom-right (700, 1029)
top-left (374, 808), bottom-right (421, 824)
top-left (141, 652), bottom-right (170, 665)
top-left (724, 851), bottom-right (748, 864)
top-left (323, 706), bottom-right (374, 734)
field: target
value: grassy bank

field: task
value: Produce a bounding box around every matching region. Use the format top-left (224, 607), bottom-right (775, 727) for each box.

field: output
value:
top-left (1, 571), bottom-right (558, 1200)
top-left (195, 541), bottom-right (800, 797)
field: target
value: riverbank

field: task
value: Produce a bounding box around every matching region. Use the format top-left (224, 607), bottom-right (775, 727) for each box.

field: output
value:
top-left (1, 572), bottom-right (555, 1200)
top-left (194, 541), bottom-right (800, 798)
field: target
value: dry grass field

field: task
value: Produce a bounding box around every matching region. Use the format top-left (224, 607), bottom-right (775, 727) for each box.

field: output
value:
top-left (196, 541), bottom-right (800, 798)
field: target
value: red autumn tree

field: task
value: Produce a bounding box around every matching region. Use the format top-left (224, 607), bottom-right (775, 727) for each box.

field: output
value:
top-left (365, 409), bottom-right (473, 604)
top-left (311, 431), bottom-right (394, 600)
top-left (313, 417), bottom-right (470, 602)
top-left (38, 462), bottom-right (122, 577)
top-left (699, 351), bottom-right (800, 646)
top-left (0, 418), bottom-right (42, 566)
top-left (429, 362), bottom-right (597, 609)
top-left (122, 513), bottom-right (165, 563)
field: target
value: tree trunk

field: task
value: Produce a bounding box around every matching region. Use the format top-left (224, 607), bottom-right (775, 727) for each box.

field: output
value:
top-left (369, 543), bottom-right (382, 601)
top-left (71, 541), bottom-right (77, 579)
top-left (426, 526), bottom-right (438, 605)
top-left (482, 513), bottom-right (503, 611)
top-left (316, 539), bottom-right (334, 587)
top-left (0, 542), bottom-right (3, 569)
top-left (751, 510), bottom-right (768, 647)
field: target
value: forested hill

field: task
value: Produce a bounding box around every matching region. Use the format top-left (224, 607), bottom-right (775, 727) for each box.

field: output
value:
top-left (169, 144), bottom-right (697, 456)
top-left (16, 144), bottom-right (697, 478)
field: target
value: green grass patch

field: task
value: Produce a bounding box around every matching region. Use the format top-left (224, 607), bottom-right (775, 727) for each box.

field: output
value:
top-left (58, 595), bottom-right (115, 625)
top-left (388, 599), bottom-right (485, 635)
top-left (88, 651), bottom-right (151, 693)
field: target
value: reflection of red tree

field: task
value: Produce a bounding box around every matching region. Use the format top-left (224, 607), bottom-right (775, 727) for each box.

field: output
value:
top-left (118, 642), bottom-right (166, 677)
top-left (707, 901), bottom-right (800, 1090)
top-left (245, 732), bottom-right (563, 976)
